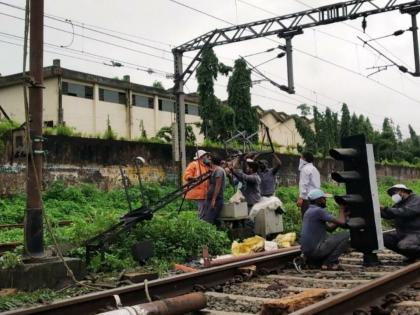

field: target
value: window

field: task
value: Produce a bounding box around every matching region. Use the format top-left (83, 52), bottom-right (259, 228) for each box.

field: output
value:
top-left (132, 94), bottom-right (154, 109)
top-left (62, 81), bottom-right (93, 99)
top-left (99, 88), bottom-right (126, 104)
top-left (158, 99), bottom-right (175, 112)
top-left (186, 103), bottom-right (199, 116)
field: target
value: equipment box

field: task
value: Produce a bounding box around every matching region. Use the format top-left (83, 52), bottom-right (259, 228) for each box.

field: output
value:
top-left (255, 209), bottom-right (283, 237)
top-left (221, 202), bottom-right (248, 218)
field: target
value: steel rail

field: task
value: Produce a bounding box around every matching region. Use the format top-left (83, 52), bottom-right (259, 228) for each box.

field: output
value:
top-left (291, 260), bottom-right (420, 315)
top-left (3, 247), bottom-right (300, 315)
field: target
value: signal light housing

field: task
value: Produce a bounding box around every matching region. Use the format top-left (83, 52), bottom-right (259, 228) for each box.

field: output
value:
top-left (330, 134), bottom-right (384, 253)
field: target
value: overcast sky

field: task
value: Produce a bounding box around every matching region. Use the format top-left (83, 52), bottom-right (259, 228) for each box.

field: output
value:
top-left (1, 0), bottom-right (420, 136)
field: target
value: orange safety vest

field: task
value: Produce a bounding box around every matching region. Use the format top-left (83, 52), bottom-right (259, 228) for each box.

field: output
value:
top-left (182, 160), bottom-right (209, 200)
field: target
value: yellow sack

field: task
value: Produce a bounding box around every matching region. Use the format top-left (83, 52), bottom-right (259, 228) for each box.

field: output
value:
top-left (231, 235), bottom-right (265, 256)
top-left (274, 232), bottom-right (297, 248)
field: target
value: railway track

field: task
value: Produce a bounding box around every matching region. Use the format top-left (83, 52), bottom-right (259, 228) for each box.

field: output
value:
top-left (2, 248), bottom-right (419, 315)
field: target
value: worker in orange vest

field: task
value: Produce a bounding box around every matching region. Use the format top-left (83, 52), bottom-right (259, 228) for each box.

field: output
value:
top-left (183, 150), bottom-right (210, 216)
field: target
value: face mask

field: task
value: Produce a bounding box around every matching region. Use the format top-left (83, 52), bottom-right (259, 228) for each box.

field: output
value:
top-left (318, 200), bottom-right (327, 208)
top-left (391, 193), bottom-right (402, 203)
top-left (203, 158), bottom-right (210, 166)
top-left (298, 158), bottom-right (308, 171)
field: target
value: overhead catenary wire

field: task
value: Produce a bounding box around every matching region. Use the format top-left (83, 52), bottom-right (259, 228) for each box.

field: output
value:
top-left (0, 0), bottom-right (360, 113)
top-left (0, 32), bottom-right (173, 77)
top-left (0, 1), bottom-right (173, 50)
top-left (0, 11), bottom-right (174, 62)
top-left (2, 0), bottom-right (419, 130)
top-left (167, 0), bottom-right (420, 129)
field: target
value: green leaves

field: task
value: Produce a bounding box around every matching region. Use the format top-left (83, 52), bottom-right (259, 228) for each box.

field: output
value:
top-left (227, 58), bottom-right (258, 139)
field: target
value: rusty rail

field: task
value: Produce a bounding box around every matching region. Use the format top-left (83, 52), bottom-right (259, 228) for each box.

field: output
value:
top-left (290, 261), bottom-right (420, 315)
top-left (2, 247), bottom-right (300, 315)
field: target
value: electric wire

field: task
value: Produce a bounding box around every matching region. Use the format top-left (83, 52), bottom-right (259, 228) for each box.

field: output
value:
top-left (0, 1), bottom-right (353, 109)
top-left (0, 1), bottom-right (173, 51)
top-left (0, 11), bottom-right (174, 62)
top-left (2, 0), bottom-right (418, 129)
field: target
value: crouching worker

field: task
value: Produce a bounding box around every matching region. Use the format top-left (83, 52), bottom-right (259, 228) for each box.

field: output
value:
top-left (201, 155), bottom-right (225, 226)
top-left (381, 184), bottom-right (420, 262)
top-left (300, 189), bottom-right (350, 270)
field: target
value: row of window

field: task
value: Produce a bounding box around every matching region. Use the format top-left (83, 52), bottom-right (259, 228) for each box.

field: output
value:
top-left (62, 81), bottom-right (199, 115)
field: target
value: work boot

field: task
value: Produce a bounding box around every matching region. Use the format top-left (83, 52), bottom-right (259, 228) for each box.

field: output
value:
top-left (363, 252), bottom-right (381, 267)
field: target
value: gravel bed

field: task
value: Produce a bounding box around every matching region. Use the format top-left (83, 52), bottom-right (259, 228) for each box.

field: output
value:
top-left (206, 295), bottom-right (261, 314)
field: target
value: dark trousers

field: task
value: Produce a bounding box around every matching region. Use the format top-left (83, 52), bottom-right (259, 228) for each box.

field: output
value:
top-left (300, 199), bottom-right (310, 218)
top-left (383, 231), bottom-right (420, 259)
top-left (200, 198), bottom-right (223, 226)
top-left (306, 232), bottom-right (350, 265)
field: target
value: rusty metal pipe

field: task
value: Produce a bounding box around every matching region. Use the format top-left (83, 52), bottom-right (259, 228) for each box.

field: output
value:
top-left (97, 292), bottom-right (206, 315)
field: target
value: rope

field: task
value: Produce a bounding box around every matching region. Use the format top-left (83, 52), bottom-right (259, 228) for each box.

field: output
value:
top-left (144, 279), bottom-right (152, 302)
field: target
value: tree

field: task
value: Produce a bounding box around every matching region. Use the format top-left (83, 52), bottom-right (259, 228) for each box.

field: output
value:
top-left (195, 48), bottom-right (233, 141)
top-left (349, 113), bottom-right (360, 135)
top-left (196, 48), bottom-right (220, 139)
top-left (340, 103), bottom-right (351, 139)
top-left (214, 101), bottom-right (235, 140)
top-left (152, 81), bottom-right (165, 90)
top-left (409, 124), bottom-right (420, 147)
top-left (297, 104), bottom-right (311, 116)
top-left (155, 125), bottom-right (196, 145)
top-left (376, 118), bottom-right (398, 161)
top-left (227, 58), bottom-right (258, 137)
top-left (293, 115), bottom-right (317, 153)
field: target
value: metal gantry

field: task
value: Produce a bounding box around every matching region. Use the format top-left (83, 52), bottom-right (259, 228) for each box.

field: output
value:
top-left (172, 0), bottom-right (420, 180)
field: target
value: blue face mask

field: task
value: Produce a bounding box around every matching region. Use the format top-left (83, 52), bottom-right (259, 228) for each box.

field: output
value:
top-left (203, 158), bottom-right (210, 165)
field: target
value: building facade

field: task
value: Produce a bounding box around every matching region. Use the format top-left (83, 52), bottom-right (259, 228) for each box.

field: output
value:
top-left (255, 106), bottom-right (311, 152)
top-left (0, 60), bottom-right (309, 149)
top-left (0, 60), bottom-right (202, 142)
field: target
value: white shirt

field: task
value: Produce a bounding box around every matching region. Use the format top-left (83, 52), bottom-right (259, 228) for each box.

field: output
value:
top-left (299, 163), bottom-right (321, 199)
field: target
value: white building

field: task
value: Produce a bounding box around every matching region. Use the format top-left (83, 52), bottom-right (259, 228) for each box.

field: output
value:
top-left (0, 60), bottom-right (202, 142)
top-left (0, 60), bottom-right (308, 149)
top-left (255, 106), bottom-right (312, 152)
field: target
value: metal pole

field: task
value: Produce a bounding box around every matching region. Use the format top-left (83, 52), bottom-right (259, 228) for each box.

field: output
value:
top-left (411, 12), bottom-right (420, 76)
top-left (173, 51), bottom-right (186, 185)
top-left (285, 36), bottom-right (295, 94)
top-left (25, 0), bottom-right (44, 258)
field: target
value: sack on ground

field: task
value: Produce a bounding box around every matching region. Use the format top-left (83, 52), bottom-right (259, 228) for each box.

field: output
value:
top-left (274, 232), bottom-right (296, 248)
top-left (232, 235), bottom-right (265, 256)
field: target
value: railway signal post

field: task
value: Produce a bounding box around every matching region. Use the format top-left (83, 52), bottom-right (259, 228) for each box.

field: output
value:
top-left (330, 134), bottom-right (384, 266)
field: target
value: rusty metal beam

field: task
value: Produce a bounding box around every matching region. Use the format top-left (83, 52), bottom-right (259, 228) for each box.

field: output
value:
top-left (2, 248), bottom-right (300, 315)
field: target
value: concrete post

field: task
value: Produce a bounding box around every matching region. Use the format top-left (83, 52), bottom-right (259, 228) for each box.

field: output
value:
top-left (173, 51), bottom-right (186, 184)
top-left (25, 0), bottom-right (44, 258)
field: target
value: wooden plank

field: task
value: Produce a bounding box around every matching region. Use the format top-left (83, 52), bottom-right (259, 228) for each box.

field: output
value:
top-left (260, 289), bottom-right (327, 314)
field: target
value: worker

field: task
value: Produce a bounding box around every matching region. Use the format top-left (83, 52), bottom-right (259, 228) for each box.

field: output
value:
top-left (201, 155), bottom-right (225, 226)
top-left (183, 149), bottom-right (210, 216)
top-left (229, 159), bottom-right (261, 210)
top-left (300, 189), bottom-right (349, 270)
top-left (381, 184), bottom-right (420, 262)
top-left (297, 152), bottom-right (321, 217)
top-left (258, 154), bottom-right (282, 197)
